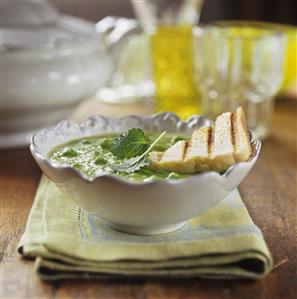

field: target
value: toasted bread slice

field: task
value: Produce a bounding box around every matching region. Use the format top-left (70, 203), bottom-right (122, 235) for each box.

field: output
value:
top-left (185, 127), bottom-right (212, 172)
top-left (210, 112), bottom-right (236, 172)
top-left (149, 140), bottom-right (195, 173)
top-left (149, 107), bottom-right (252, 174)
top-left (233, 107), bottom-right (252, 162)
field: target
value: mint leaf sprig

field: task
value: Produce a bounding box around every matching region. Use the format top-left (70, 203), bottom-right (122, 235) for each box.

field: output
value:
top-left (111, 128), bottom-right (150, 159)
top-left (110, 130), bottom-right (166, 174)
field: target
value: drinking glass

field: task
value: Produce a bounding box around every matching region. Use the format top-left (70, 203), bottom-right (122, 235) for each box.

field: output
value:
top-left (213, 21), bottom-right (297, 93)
top-left (194, 24), bottom-right (286, 139)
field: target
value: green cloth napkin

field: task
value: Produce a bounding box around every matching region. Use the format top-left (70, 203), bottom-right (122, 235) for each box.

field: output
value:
top-left (18, 176), bottom-right (273, 280)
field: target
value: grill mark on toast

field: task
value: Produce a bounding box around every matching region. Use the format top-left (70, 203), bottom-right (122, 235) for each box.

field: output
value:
top-left (207, 126), bottom-right (213, 158)
top-left (183, 141), bottom-right (190, 160)
top-left (230, 112), bottom-right (237, 155)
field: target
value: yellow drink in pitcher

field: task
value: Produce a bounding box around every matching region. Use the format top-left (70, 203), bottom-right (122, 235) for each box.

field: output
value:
top-left (150, 26), bottom-right (201, 119)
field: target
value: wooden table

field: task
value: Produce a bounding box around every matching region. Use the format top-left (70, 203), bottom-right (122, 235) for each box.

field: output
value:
top-left (1, 99), bottom-right (296, 299)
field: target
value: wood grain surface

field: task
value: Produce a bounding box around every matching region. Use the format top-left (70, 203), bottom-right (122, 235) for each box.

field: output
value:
top-left (1, 99), bottom-right (296, 299)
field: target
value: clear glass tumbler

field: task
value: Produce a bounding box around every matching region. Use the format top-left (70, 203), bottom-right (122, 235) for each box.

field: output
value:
top-left (194, 24), bottom-right (286, 139)
top-left (213, 21), bottom-right (297, 93)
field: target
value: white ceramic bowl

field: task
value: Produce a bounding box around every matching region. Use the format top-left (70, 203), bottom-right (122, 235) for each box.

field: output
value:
top-left (1, 18), bottom-right (113, 148)
top-left (2, 2), bottom-right (123, 148)
top-left (30, 113), bottom-right (261, 235)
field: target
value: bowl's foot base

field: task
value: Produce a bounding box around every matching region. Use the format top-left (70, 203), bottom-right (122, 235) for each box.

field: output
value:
top-left (105, 221), bottom-right (186, 235)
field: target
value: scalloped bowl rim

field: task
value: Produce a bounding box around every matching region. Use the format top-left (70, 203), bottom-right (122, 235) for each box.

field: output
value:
top-left (30, 112), bottom-right (261, 186)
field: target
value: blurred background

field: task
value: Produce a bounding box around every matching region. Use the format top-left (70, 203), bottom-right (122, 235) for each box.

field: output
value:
top-left (52, 0), bottom-right (297, 26)
top-left (50, 0), bottom-right (296, 138)
top-left (2, 0), bottom-right (296, 148)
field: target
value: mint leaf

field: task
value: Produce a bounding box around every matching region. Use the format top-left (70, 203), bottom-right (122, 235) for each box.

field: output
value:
top-left (110, 131), bottom-right (166, 173)
top-left (111, 128), bottom-right (150, 159)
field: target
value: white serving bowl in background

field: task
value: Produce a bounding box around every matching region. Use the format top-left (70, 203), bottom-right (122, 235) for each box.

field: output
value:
top-left (30, 113), bottom-right (261, 235)
top-left (1, 1), bottom-right (139, 148)
top-left (1, 37), bottom-right (112, 148)
top-left (1, 0), bottom-right (114, 148)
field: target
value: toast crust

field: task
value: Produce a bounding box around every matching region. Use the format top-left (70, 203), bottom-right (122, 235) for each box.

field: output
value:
top-left (233, 107), bottom-right (252, 162)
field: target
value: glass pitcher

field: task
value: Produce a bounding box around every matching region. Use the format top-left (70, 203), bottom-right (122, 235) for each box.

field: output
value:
top-left (131, 0), bottom-right (204, 119)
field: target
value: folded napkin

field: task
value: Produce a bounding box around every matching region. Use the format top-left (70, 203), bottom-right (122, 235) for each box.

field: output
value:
top-left (18, 176), bottom-right (273, 280)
